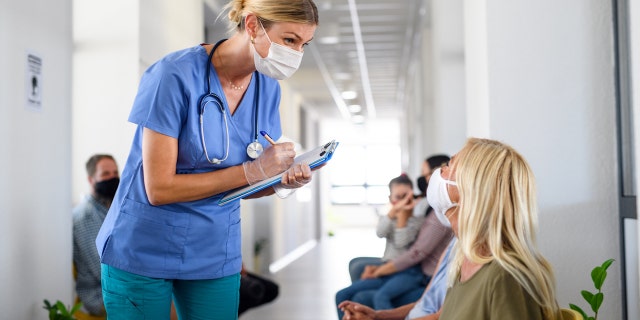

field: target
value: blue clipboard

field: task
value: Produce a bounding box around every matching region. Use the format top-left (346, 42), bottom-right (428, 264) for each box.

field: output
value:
top-left (218, 140), bottom-right (339, 206)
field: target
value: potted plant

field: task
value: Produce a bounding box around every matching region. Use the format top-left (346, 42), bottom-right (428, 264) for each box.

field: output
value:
top-left (43, 299), bottom-right (82, 320)
top-left (253, 238), bottom-right (269, 273)
top-left (569, 259), bottom-right (614, 320)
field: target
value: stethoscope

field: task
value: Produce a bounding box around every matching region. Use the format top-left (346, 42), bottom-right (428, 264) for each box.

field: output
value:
top-left (199, 40), bottom-right (263, 164)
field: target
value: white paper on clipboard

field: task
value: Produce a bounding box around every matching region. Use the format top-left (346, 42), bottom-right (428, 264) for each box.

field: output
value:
top-left (218, 140), bottom-right (339, 206)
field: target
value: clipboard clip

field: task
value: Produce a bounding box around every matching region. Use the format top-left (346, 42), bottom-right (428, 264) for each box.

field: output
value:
top-left (320, 140), bottom-right (338, 157)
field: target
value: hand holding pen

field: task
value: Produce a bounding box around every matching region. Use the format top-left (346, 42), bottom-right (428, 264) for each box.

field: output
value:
top-left (243, 132), bottom-right (295, 185)
top-left (259, 130), bottom-right (295, 171)
top-left (260, 130), bottom-right (312, 189)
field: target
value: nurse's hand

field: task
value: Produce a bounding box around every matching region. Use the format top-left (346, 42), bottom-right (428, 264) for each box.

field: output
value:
top-left (280, 163), bottom-right (312, 189)
top-left (243, 142), bottom-right (295, 185)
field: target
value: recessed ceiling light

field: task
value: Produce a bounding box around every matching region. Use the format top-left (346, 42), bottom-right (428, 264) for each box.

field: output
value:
top-left (318, 36), bottom-right (339, 44)
top-left (351, 115), bottom-right (365, 124)
top-left (341, 91), bottom-right (357, 100)
top-left (348, 104), bottom-right (362, 113)
top-left (334, 72), bottom-right (351, 80)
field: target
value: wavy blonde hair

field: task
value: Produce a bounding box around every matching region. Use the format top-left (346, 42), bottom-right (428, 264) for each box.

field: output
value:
top-left (221, 0), bottom-right (318, 33)
top-left (449, 138), bottom-right (560, 319)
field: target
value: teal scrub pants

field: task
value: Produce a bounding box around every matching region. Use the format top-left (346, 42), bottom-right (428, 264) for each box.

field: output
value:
top-left (101, 264), bottom-right (240, 320)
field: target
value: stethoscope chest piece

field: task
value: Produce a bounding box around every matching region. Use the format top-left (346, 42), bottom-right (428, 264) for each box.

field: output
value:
top-left (247, 141), bottom-right (263, 159)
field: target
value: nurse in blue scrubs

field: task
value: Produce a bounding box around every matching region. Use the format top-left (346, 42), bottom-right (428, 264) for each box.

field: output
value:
top-left (95, 0), bottom-right (319, 319)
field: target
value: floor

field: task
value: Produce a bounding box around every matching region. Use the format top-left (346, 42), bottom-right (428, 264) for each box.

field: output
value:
top-left (239, 227), bottom-right (384, 320)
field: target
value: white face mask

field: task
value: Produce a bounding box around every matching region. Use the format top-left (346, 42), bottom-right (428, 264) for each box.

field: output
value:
top-left (252, 22), bottom-right (303, 80)
top-left (426, 168), bottom-right (457, 228)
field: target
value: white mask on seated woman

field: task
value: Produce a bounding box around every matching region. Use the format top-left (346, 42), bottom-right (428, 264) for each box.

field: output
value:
top-left (426, 168), bottom-right (457, 228)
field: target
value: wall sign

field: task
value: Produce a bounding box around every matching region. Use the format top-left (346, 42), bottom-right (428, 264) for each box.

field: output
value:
top-left (26, 51), bottom-right (42, 111)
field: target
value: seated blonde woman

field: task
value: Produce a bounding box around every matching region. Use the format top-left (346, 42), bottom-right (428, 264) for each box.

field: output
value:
top-left (431, 138), bottom-right (562, 320)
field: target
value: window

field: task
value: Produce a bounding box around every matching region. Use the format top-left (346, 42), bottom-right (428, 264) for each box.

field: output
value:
top-left (320, 119), bottom-right (401, 205)
top-left (328, 144), bottom-right (401, 205)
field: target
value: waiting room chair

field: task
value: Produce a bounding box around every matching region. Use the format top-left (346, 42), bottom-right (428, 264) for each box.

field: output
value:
top-left (72, 263), bottom-right (106, 320)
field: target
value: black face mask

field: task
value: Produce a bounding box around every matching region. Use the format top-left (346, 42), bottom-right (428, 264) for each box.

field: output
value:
top-left (417, 176), bottom-right (428, 196)
top-left (95, 177), bottom-right (120, 199)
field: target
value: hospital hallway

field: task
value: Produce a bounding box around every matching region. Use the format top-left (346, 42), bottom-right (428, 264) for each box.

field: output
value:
top-left (240, 227), bottom-right (385, 320)
top-left (3, 1), bottom-right (639, 319)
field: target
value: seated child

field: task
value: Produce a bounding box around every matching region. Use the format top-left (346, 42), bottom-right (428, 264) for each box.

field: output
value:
top-left (336, 174), bottom-right (451, 319)
top-left (349, 174), bottom-right (425, 281)
top-left (376, 174), bottom-right (424, 266)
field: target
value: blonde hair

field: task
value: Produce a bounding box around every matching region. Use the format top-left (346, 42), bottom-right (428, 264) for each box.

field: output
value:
top-left (450, 138), bottom-right (560, 319)
top-left (222, 0), bottom-right (318, 33)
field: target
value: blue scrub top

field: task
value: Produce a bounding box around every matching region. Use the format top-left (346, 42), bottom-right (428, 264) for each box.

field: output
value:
top-left (96, 44), bottom-right (283, 280)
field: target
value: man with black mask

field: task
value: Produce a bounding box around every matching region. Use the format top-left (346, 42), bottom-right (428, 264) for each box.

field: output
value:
top-left (73, 154), bottom-right (119, 318)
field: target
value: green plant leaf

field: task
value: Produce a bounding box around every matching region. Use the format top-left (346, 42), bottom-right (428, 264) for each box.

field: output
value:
top-left (569, 303), bottom-right (588, 320)
top-left (55, 301), bottom-right (70, 316)
top-left (581, 290), bottom-right (595, 304)
top-left (571, 259), bottom-right (614, 320)
top-left (590, 292), bottom-right (604, 313)
top-left (70, 301), bottom-right (82, 315)
top-left (591, 266), bottom-right (604, 290)
top-left (601, 258), bottom-right (614, 271)
top-left (592, 259), bottom-right (615, 290)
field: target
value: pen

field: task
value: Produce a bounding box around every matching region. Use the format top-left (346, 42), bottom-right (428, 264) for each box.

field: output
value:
top-left (260, 130), bottom-right (277, 145)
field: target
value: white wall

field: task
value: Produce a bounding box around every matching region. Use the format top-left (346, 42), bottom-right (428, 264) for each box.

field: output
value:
top-left (140, 0), bottom-right (205, 70)
top-left (72, 0), bottom-right (140, 202)
top-left (73, 0), bottom-right (204, 203)
top-left (463, 0), bottom-right (490, 138)
top-left (628, 0), bottom-right (640, 318)
top-left (407, 0), bottom-right (466, 175)
top-left (464, 0), bottom-right (622, 318)
top-left (266, 83), bottom-right (318, 271)
top-left (429, 0), bottom-right (466, 156)
top-left (240, 83), bottom-right (319, 273)
top-left (406, 27), bottom-right (429, 176)
top-left (0, 0), bottom-right (73, 318)
top-left (403, 0), bottom-right (468, 215)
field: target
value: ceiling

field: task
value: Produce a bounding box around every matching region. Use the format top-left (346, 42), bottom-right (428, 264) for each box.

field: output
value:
top-left (205, 0), bottom-right (427, 122)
